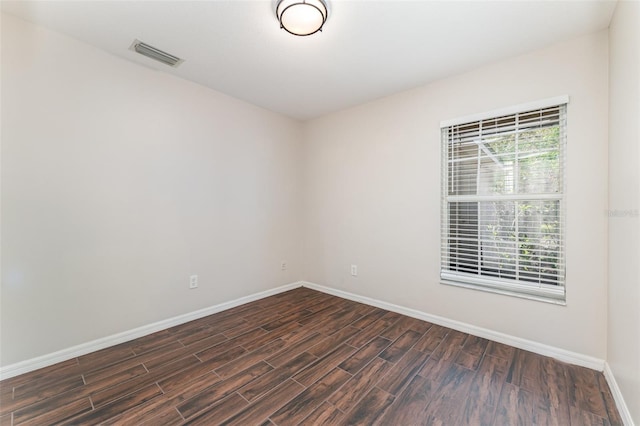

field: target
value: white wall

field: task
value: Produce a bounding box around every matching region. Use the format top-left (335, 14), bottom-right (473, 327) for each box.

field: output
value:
top-left (608, 1), bottom-right (640, 423)
top-left (1, 14), bottom-right (303, 365)
top-left (303, 31), bottom-right (609, 359)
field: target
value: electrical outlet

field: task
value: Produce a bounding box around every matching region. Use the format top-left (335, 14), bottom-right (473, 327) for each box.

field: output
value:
top-left (281, 262), bottom-right (287, 271)
top-left (351, 265), bottom-right (358, 277)
top-left (189, 275), bottom-right (198, 289)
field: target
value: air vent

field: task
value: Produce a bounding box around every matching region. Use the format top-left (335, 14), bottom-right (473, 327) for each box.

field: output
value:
top-left (129, 39), bottom-right (184, 67)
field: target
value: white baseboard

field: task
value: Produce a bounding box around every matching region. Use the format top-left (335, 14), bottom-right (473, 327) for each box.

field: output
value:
top-left (604, 362), bottom-right (635, 426)
top-left (301, 281), bottom-right (605, 371)
top-left (0, 282), bottom-right (301, 381)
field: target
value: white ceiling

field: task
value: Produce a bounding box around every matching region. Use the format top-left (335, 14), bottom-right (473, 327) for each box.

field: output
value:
top-left (2, 0), bottom-right (617, 120)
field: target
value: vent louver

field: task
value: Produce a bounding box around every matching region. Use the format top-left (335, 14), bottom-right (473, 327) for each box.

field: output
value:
top-left (129, 39), bottom-right (184, 67)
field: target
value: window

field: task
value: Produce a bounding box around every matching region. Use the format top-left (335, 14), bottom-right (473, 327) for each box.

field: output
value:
top-left (440, 97), bottom-right (567, 303)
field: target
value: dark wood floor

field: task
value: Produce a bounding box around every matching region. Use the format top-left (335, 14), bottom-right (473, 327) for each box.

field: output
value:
top-left (0, 287), bottom-right (622, 425)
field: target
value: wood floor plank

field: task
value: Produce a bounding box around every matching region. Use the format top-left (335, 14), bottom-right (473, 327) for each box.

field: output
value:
top-left (455, 350), bottom-right (484, 371)
top-left (341, 386), bottom-right (395, 426)
top-left (404, 317), bottom-right (433, 335)
top-left (262, 310), bottom-right (313, 331)
top-left (215, 339), bottom-right (286, 379)
top-left (240, 303), bottom-right (288, 326)
top-left (200, 316), bottom-right (249, 339)
top-left (505, 348), bottom-right (526, 387)
top-left (195, 343), bottom-right (246, 367)
top-left (0, 287), bottom-right (623, 426)
top-left (176, 361), bottom-right (273, 419)
top-left (536, 357), bottom-right (572, 425)
top-left (351, 302), bottom-right (379, 317)
top-left (379, 329), bottom-right (422, 363)
top-left (194, 328), bottom-right (264, 362)
top-left (300, 295), bottom-right (339, 314)
top-left (350, 308), bottom-right (389, 329)
top-left (102, 393), bottom-right (179, 425)
top-left (378, 373), bottom-right (435, 425)
top-left (83, 363), bottom-right (147, 386)
top-left (429, 329), bottom-right (467, 362)
top-left (314, 312), bottom-right (362, 336)
top-left (597, 372), bottom-right (624, 426)
top-left (238, 352), bottom-right (317, 402)
top-left (0, 364), bottom-right (111, 415)
top-left (462, 335), bottom-right (490, 358)
top-left (145, 333), bottom-right (228, 370)
top-left (129, 331), bottom-right (179, 356)
top-left (76, 343), bottom-right (136, 372)
top-left (566, 364), bottom-right (609, 419)
top-left (506, 348), bottom-right (548, 394)
top-left (61, 384), bottom-right (163, 425)
top-left (9, 387), bottom-right (88, 424)
top-left (413, 324), bottom-right (449, 354)
top-left (293, 344), bottom-right (357, 387)
top-left (299, 401), bottom-right (344, 425)
top-left (223, 319), bottom-right (274, 340)
top-left (420, 363), bottom-right (477, 425)
top-left (532, 391), bottom-right (572, 426)
top-left (455, 335), bottom-right (489, 370)
top-left (165, 317), bottom-right (215, 335)
top-left (139, 407), bottom-right (184, 426)
top-left (12, 373), bottom-right (84, 401)
top-left (1, 359), bottom-right (80, 390)
top-left (330, 357), bottom-right (393, 413)
top-left (90, 355), bottom-right (199, 408)
top-left (270, 368), bottom-right (351, 425)
top-left (0, 358), bottom-right (69, 392)
top-left (494, 382), bottom-right (536, 426)
top-left (275, 328), bottom-right (322, 352)
top-left (338, 336), bottom-right (391, 374)
top-left (14, 359), bottom-right (162, 423)
top-left (181, 392), bottom-right (248, 424)
top-left (115, 372), bottom-right (221, 425)
top-left (485, 340), bottom-right (515, 360)
top-left (0, 413), bottom-right (11, 426)
top-left (0, 383), bottom-right (13, 398)
top-left (377, 348), bottom-right (431, 396)
top-left (418, 330), bottom-right (466, 382)
top-left (313, 310), bottom-right (364, 336)
top-left (156, 364), bottom-right (220, 396)
top-left (16, 397), bottom-right (92, 426)
top-left (175, 325), bottom-right (229, 347)
top-left (241, 322), bottom-right (302, 352)
top-left (77, 340), bottom-right (181, 384)
top-left (297, 304), bottom-right (344, 326)
top-left (219, 379), bottom-right (305, 426)
top-left (347, 314), bottom-right (399, 348)
top-left (307, 326), bottom-right (360, 358)
top-left (569, 405), bottom-right (612, 426)
top-left (274, 303), bottom-right (316, 322)
top-left (461, 354), bottom-right (509, 425)
top-left (380, 315), bottom-right (424, 340)
top-left (168, 324), bottom-right (212, 344)
top-left (416, 357), bottom-right (450, 389)
top-left (265, 332), bottom-right (325, 367)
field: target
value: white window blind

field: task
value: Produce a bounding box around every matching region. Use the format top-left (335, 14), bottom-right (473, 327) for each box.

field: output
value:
top-left (441, 101), bottom-right (567, 302)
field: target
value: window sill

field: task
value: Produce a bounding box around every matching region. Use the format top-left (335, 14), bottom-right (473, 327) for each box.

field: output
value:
top-left (440, 279), bottom-right (567, 306)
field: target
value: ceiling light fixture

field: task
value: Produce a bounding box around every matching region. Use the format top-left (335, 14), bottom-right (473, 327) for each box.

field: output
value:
top-left (276, 0), bottom-right (329, 36)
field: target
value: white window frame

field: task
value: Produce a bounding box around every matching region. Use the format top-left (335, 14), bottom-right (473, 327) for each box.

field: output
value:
top-left (440, 96), bottom-right (568, 304)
